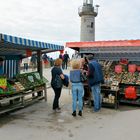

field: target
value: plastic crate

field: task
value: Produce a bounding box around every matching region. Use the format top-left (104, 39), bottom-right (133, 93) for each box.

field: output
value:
top-left (125, 86), bottom-right (137, 99)
top-left (128, 64), bottom-right (136, 73)
top-left (115, 65), bottom-right (122, 73)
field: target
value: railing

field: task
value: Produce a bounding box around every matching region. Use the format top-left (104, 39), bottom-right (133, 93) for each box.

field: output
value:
top-left (78, 5), bottom-right (97, 16)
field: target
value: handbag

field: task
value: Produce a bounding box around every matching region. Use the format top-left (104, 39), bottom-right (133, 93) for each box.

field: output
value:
top-left (63, 74), bottom-right (69, 87)
top-left (80, 73), bottom-right (87, 82)
top-left (52, 75), bottom-right (63, 88)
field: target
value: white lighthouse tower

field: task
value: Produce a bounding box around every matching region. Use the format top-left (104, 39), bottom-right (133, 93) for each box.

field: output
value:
top-left (78, 0), bottom-right (99, 41)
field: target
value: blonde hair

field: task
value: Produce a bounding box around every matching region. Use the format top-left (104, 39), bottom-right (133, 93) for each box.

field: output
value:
top-left (54, 58), bottom-right (62, 66)
top-left (71, 59), bottom-right (80, 69)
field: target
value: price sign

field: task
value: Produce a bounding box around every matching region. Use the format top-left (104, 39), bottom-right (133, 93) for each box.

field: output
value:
top-left (0, 77), bottom-right (7, 89)
top-left (115, 65), bottom-right (122, 73)
top-left (28, 76), bottom-right (34, 83)
top-left (34, 72), bottom-right (41, 80)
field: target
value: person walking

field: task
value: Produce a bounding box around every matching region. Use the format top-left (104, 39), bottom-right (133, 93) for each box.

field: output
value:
top-left (59, 52), bottom-right (64, 69)
top-left (30, 54), bottom-right (37, 71)
top-left (63, 51), bottom-right (70, 69)
top-left (87, 54), bottom-right (104, 112)
top-left (42, 53), bottom-right (49, 68)
top-left (51, 58), bottom-right (64, 113)
top-left (70, 59), bottom-right (84, 117)
top-left (22, 57), bottom-right (29, 72)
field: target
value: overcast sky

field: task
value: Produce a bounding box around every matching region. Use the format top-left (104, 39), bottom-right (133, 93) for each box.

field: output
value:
top-left (0, 0), bottom-right (140, 57)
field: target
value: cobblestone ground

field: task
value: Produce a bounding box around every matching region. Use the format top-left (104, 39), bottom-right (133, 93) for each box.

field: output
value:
top-left (0, 67), bottom-right (140, 140)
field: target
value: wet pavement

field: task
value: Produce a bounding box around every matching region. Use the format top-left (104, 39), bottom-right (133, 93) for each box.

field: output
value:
top-left (0, 67), bottom-right (140, 140)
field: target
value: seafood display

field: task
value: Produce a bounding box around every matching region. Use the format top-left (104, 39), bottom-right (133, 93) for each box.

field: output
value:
top-left (101, 61), bottom-right (140, 86)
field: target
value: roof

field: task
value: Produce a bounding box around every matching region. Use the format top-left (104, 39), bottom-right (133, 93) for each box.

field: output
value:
top-left (66, 40), bottom-right (140, 61)
top-left (66, 40), bottom-right (140, 50)
top-left (0, 33), bottom-right (64, 56)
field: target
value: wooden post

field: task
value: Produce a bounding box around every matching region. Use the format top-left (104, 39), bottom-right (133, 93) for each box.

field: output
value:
top-left (37, 50), bottom-right (43, 96)
top-left (37, 50), bottom-right (43, 77)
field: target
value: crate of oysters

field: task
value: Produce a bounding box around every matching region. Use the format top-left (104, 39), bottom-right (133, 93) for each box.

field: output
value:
top-left (135, 73), bottom-right (140, 85)
top-left (110, 80), bottom-right (119, 91)
top-left (104, 61), bottom-right (113, 71)
top-left (111, 85), bottom-right (119, 91)
top-left (103, 94), bottom-right (115, 104)
top-left (111, 72), bottom-right (123, 83)
top-left (121, 72), bottom-right (138, 84)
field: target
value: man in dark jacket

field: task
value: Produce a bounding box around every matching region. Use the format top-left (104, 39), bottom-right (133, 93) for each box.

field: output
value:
top-left (87, 54), bottom-right (104, 112)
top-left (63, 51), bottom-right (70, 69)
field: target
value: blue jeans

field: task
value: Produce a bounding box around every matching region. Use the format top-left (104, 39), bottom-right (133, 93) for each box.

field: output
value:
top-left (71, 83), bottom-right (84, 112)
top-left (91, 84), bottom-right (101, 112)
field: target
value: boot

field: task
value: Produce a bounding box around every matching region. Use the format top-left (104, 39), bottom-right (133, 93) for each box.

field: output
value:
top-left (78, 111), bottom-right (82, 116)
top-left (72, 111), bottom-right (76, 117)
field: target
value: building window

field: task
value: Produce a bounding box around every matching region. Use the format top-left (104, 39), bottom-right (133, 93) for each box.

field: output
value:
top-left (91, 22), bottom-right (93, 28)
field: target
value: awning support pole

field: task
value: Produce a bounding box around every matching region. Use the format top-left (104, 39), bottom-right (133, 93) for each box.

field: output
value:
top-left (37, 50), bottom-right (43, 77)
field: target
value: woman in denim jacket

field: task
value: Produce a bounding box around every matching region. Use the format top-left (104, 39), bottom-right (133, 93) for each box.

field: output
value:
top-left (70, 60), bottom-right (84, 117)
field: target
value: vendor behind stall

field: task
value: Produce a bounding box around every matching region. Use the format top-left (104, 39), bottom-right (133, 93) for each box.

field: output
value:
top-left (0, 57), bottom-right (4, 75)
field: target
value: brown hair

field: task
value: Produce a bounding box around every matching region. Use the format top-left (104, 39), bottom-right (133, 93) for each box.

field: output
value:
top-left (54, 58), bottom-right (62, 66)
top-left (71, 59), bottom-right (80, 69)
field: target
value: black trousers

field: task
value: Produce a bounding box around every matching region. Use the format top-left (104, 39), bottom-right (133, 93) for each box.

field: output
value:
top-left (63, 61), bottom-right (68, 69)
top-left (52, 87), bottom-right (62, 110)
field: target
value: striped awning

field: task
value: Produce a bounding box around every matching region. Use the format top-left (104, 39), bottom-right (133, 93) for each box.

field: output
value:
top-left (0, 33), bottom-right (64, 56)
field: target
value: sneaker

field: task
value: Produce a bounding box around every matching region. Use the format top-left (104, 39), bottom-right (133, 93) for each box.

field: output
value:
top-left (56, 108), bottom-right (61, 113)
top-left (78, 111), bottom-right (82, 116)
top-left (53, 108), bottom-right (61, 113)
top-left (57, 107), bottom-right (61, 110)
top-left (72, 111), bottom-right (76, 117)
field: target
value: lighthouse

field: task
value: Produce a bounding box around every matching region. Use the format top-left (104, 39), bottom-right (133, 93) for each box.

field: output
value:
top-left (78, 0), bottom-right (99, 41)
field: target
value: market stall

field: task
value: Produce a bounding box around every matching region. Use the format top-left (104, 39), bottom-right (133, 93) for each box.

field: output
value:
top-left (66, 40), bottom-right (140, 108)
top-left (0, 33), bottom-right (64, 114)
